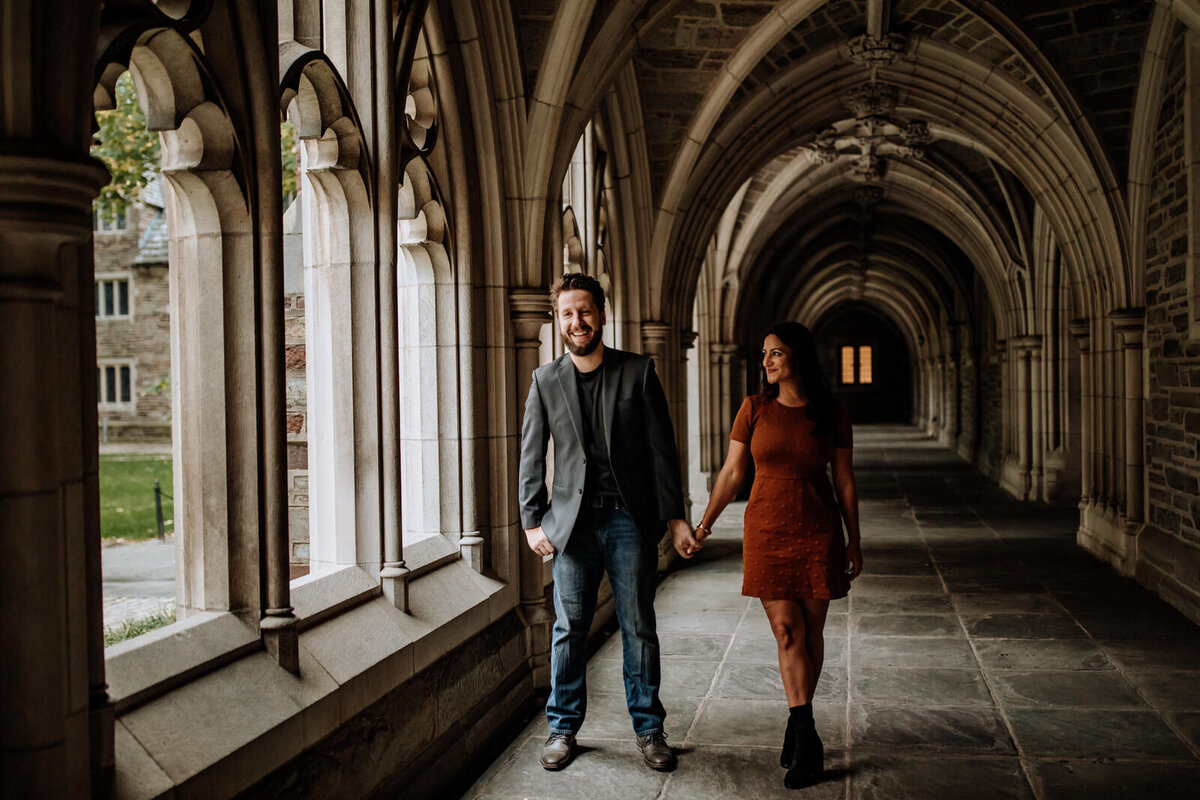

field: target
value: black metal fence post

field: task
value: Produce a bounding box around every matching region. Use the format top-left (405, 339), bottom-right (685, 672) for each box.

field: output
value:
top-left (154, 479), bottom-right (165, 541)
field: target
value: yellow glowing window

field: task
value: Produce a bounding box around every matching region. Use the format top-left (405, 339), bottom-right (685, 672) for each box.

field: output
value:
top-left (858, 346), bottom-right (873, 384)
top-left (841, 346), bottom-right (855, 384)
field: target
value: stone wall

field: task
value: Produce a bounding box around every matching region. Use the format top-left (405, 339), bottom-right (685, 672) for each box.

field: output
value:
top-left (1140, 28), bottom-right (1200, 621)
top-left (94, 206), bottom-right (172, 442)
top-left (244, 612), bottom-right (531, 799)
top-left (976, 351), bottom-right (1004, 480)
top-left (284, 292), bottom-right (310, 570)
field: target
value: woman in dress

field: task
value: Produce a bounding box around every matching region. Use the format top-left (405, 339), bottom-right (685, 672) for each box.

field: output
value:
top-left (693, 321), bottom-right (863, 790)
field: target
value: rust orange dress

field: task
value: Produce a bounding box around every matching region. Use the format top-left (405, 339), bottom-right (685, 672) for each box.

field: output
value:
top-left (730, 395), bottom-right (853, 600)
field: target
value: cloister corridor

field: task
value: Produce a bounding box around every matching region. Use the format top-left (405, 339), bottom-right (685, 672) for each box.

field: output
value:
top-left (461, 427), bottom-right (1200, 800)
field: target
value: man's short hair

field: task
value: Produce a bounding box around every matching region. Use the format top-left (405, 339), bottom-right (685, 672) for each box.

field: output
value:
top-left (550, 272), bottom-right (606, 314)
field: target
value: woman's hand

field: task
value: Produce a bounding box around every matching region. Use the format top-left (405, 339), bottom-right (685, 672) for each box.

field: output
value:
top-left (845, 540), bottom-right (864, 581)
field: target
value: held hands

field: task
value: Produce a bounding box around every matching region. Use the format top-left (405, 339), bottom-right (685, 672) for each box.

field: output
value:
top-left (524, 526), bottom-right (556, 557)
top-left (845, 540), bottom-right (864, 581)
top-left (670, 519), bottom-right (702, 559)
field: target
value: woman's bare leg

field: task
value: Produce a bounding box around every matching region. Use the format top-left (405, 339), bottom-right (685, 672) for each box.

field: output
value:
top-left (763, 599), bottom-right (814, 705)
top-left (800, 598), bottom-right (830, 694)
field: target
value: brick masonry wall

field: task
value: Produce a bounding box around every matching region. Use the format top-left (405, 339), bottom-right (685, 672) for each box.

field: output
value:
top-left (95, 206), bottom-right (172, 442)
top-left (285, 293), bottom-right (310, 567)
top-left (1141, 28), bottom-right (1200, 620)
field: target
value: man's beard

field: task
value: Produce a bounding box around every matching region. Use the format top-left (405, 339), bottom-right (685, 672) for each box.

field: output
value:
top-left (562, 326), bottom-right (601, 356)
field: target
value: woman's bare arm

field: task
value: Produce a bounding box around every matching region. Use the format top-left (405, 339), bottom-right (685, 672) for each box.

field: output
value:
top-left (831, 445), bottom-right (863, 578)
top-left (694, 439), bottom-right (752, 540)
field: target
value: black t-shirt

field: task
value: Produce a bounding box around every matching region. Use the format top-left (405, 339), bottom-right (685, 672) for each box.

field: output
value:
top-left (574, 364), bottom-right (620, 497)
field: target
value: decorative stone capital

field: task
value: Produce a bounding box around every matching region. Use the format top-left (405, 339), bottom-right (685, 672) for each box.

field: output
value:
top-left (710, 342), bottom-right (739, 359)
top-left (847, 33), bottom-right (909, 68)
top-left (1068, 318), bottom-right (1091, 344)
top-left (1109, 307), bottom-right (1145, 348)
top-left (680, 330), bottom-right (698, 350)
top-left (509, 289), bottom-right (551, 344)
top-left (1011, 335), bottom-right (1041, 353)
top-left (641, 321), bottom-right (671, 352)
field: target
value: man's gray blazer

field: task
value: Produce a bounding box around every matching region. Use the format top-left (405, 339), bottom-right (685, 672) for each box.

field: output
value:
top-left (518, 347), bottom-right (686, 551)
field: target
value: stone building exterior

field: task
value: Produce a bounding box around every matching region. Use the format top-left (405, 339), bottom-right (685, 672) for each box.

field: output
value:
top-left (92, 182), bottom-right (171, 442)
top-left (4, 1), bottom-right (1200, 798)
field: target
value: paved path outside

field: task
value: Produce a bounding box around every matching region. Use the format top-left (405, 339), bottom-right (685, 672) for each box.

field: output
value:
top-left (103, 537), bottom-right (175, 629)
top-left (461, 425), bottom-right (1200, 799)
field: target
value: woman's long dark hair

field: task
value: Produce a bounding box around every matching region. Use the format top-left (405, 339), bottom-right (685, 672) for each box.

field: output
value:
top-left (759, 321), bottom-right (836, 437)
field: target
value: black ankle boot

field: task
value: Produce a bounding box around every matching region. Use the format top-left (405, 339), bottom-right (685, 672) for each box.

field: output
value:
top-left (780, 713), bottom-right (795, 768)
top-left (783, 705), bottom-right (822, 790)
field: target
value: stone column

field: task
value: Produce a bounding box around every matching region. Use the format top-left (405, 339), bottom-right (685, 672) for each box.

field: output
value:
top-left (710, 343), bottom-right (739, 482)
top-left (0, 154), bottom-right (109, 796)
top-left (1012, 336), bottom-right (1040, 499)
top-left (510, 289), bottom-right (554, 686)
top-left (1030, 339), bottom-right (1045, 500)
top-left (1111, 308), bottom-right (1146, 524)
top-left (679, 330), bottom-right (697, 516)
top-left (641, 322), bottom-right (677, 567)
top-left (1068, 319), bottom-right (1093, 505)
top-left (945, 324), bottom-right (961, 451)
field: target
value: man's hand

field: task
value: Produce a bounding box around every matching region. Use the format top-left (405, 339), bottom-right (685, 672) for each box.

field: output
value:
top-left (669, 518), bottom-right (701, 559)
top-left (525, 526), bottom-right (555, 557)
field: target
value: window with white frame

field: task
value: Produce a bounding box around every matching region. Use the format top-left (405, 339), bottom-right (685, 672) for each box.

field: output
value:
top-left (93, 208), bottom-right (128, 232)
top-left (97, 361), bottom-right (135, 407)
top-left (95, 277), bottom-right (131, 319)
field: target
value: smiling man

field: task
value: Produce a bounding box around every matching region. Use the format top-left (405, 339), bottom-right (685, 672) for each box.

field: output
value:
top-left (518, 272), bottom-right (700, 773)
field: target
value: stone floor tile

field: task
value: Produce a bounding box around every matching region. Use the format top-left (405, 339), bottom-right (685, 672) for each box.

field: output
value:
top-left (1027, 759), bottom-right (1200, 800)
top-left (961, 613), bottom-right (1087, 639)
top-left (1098, 639), bottom-right (1200, 671)
top-left (853, 614), bottom-right (963, 638)
top-left (1073, 611), bottom-right (1200, 641)
top-left (568, 693), bottom-right (702, 741)
top-left (850, 636), bottom-right (979, 668)
top-left (654, 589), bottom-right (748, 612)
top-left (849, 576), bottom-right (946, 596)
top-left (851, 592), bottom-right (955, 615)
top-left (1119, 668), bottom-right (1200, 710)
top-left (711, 661), bottom-right (846, 702)
top-left (586, 659), bottom-right (719, 698)
top-left (469, 734), bottom-right (669, 799)
top-left (1006, 709), bottom-right (1193, 759)
top-left (974, 639), bottom-right (1114, 671)
top-left (850, 667), bottom-right (992, 707)
top-left (1165, 711), bottom-right (1200, 752)
top-left (659, 744), bottom-right (846, 800)
top-left (848, 752), bottom-right (1033, 799)
top-left (687, 697), bottom-right (846, 750)
top-left (849, 705), bottom-right (1015, 753)
top-left (951, 593), bottom-right (1065, 615)
top-left (655, 610), bottom-right (744, 634)
top-left (988, 670), bottom-right (1145, 708)
top-left (725, 633), bottom-right (847, 668)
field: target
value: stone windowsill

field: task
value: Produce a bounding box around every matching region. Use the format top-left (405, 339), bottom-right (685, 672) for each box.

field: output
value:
top-left (105, 533), bottom-right (464, 715)
top-left (112, 556), bottom-right (517, 799)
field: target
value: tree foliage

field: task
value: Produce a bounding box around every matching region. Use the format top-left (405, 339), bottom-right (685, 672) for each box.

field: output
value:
top-left (281, 120), bottom-right (299, 205)
top-left (92, 72), bottom-right (160, 223)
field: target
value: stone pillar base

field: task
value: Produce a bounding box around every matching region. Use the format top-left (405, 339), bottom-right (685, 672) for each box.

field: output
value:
top-left (1078, 501), bottom-right (1139, 576)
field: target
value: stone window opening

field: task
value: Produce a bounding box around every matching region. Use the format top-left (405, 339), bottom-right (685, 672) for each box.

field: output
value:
top-left (840, 344), bottom-right (874, 385)
top-left (97, 360), bottom-right (135, 407)
top-left (94, 208), bottom-right (128, 231)
top-left (95, 276), bottom-right (132, 319)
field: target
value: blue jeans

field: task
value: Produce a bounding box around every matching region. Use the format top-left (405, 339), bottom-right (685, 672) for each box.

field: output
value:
top-left (546, 507), bottom-right (666, 737)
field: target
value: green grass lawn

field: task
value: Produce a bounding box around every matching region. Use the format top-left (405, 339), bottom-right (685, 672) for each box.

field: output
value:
top-left (99, 455), bottom-right (174, 540)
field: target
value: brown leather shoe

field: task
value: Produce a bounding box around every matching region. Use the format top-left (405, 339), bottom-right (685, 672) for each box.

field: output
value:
top-left (636, 732), bottom-right (676, 771)
top-left (540, 733), bottom-right (576, 770)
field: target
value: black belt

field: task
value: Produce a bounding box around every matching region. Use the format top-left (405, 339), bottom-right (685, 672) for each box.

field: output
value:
top-left (585, 494), bottom-right (623, 510)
